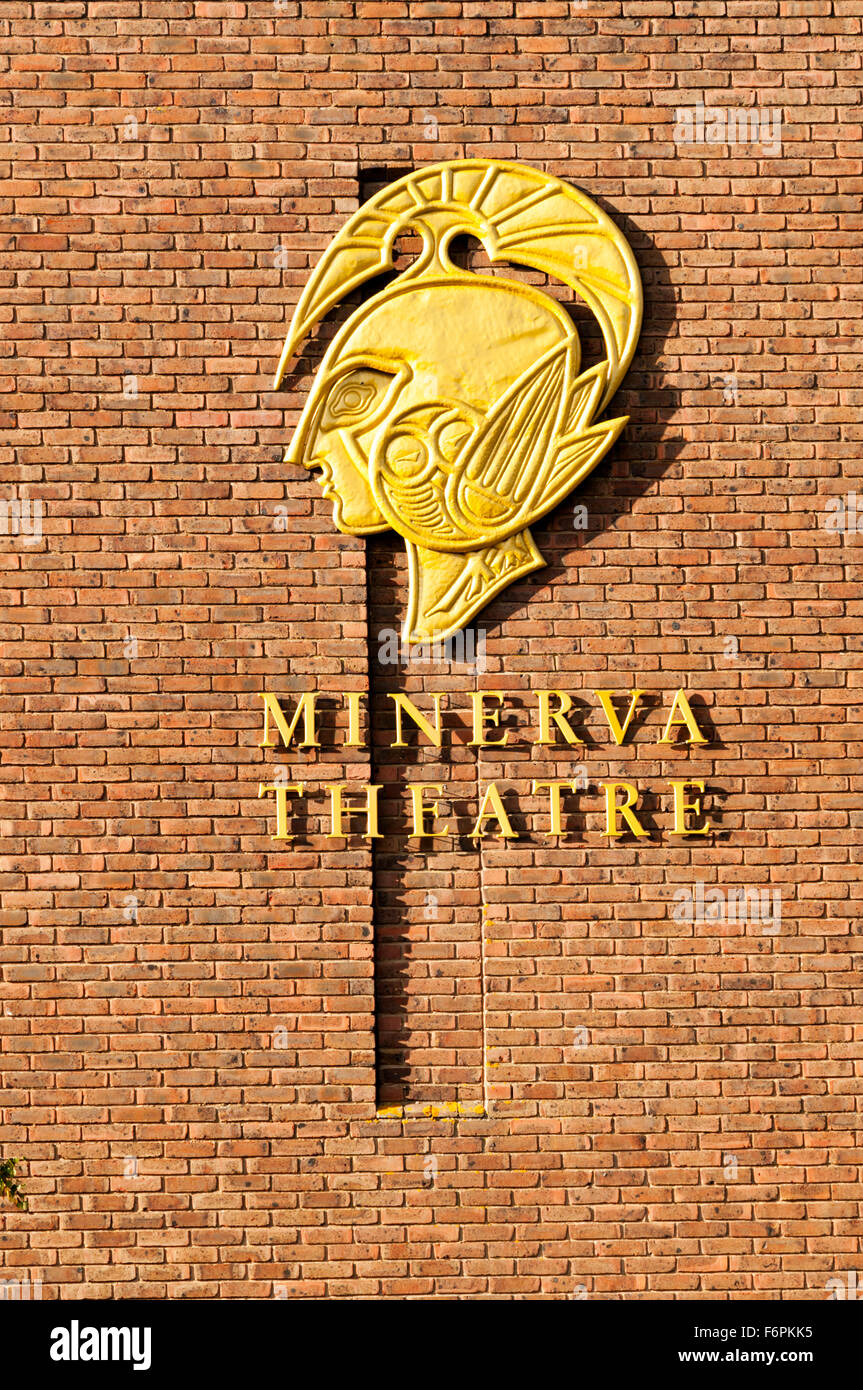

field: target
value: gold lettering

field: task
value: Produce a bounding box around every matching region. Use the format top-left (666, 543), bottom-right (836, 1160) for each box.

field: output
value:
top-left (325, 783), bottom-right (382, 839)
top-left (535, 690), bottom-right (583, 745)
top-left (343, 691), bottom-right (364, 748)
top-left (657, 689), bottom-right (709, 745)
top-left (469, 692), bottom-right (508, 747)
top-left (471, 782), bottom-right (517, 839)
top-left (408, 783), bottom-right (449, 838)
top-left (389, 692), bottom-right (443, 747)
top-left (258, 692), bottom-right (319, 749)
top-left (601, 780), bottom-right (649, 838)
top-left (594, 689), bottom-right (645, 745)
top-left (258, 781), bottom-right (304, 840)
top-left (669, 779), bottom-right (710, 835)
top-left (532, 779), bottom-right (579, 835)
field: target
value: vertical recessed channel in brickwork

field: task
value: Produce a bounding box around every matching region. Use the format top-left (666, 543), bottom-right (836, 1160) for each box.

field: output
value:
top-left (356, 167), bottom-right (486, 1109)
top-left (366, 536), bottom-right (485, 1108)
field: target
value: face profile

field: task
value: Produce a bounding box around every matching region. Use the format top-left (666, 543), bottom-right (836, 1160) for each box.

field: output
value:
top-left (291, 363), bottom-right (399, 534)
top-left (275, 159), bottom-right (642, 644)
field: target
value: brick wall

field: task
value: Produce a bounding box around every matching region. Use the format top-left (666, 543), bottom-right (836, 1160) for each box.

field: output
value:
top-left (1, 0), bottom-right (861, 1299)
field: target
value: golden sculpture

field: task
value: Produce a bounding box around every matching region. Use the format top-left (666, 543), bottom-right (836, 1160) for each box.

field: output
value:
top-left (274, 159), bottom-right (643, 644)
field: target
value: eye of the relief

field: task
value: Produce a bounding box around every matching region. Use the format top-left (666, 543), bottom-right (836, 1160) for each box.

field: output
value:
top-left (327, 375), bottom-right (379, 421)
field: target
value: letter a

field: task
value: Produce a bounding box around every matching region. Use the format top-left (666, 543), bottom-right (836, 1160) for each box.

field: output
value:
top-left (50, 1328), bottom-right (71, 1362)
top-left (471, 783), bottom-right (517, 839)
top-left (657, 689), bottom-right (709, 745)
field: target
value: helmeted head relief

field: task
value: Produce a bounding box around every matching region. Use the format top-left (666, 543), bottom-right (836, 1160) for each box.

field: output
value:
top-left (275, 160), bottom-right (642, 644)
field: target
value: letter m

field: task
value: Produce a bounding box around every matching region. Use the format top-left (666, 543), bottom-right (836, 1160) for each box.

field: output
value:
top-left (101, 1327), bottom-right (131, 1361)
top-left (258, 692), bottom-right (319, 749)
